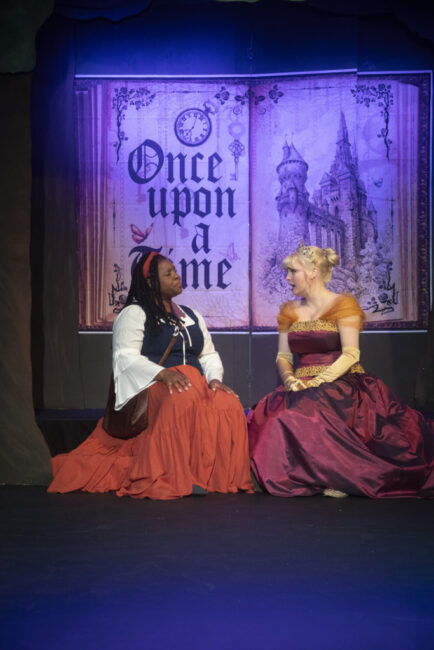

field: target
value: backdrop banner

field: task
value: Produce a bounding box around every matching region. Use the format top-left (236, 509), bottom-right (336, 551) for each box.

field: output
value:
top-left (76, 72), bottom-right (431, 331)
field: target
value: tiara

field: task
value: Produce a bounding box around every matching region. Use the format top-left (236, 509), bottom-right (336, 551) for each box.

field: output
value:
top-left (296, 241), bottom-right (315, 260)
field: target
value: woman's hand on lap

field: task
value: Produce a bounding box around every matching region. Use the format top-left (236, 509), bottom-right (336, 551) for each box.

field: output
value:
top-left (208, 379), bottom-right (238, 397)
top-left (283, 377), bottom-right (308, 392)
top-left (156, 369), bottom-right (191, 394)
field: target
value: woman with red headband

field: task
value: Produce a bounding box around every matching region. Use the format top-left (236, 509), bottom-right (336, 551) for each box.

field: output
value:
top-left (48, 250), bottom-right (253, 499)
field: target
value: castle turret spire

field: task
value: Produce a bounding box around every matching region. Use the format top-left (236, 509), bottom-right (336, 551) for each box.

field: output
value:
top-left (332, 111), bottom-right (354, 174)
top-left (276, 140), bottom-right (309, 245)
top-left (337, 110), bottom-right (349, 144)
top-left (278, 141), bottom-right (308, 170)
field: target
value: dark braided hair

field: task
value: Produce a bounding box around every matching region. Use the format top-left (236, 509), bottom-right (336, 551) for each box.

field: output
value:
top-left (124, 252), bottom-right (180, 335)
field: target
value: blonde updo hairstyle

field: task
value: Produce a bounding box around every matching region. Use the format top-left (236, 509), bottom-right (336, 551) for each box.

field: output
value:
top-left (282, 242), bottom-right (339, 283)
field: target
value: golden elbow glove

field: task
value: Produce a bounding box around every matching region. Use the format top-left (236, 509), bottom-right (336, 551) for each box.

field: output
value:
top-left (306, 347), bottom-right (360, 388)
top-left (276, 350), bottom-right (294, 365)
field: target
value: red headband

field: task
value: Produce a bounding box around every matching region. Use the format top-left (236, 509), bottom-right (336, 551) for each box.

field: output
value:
top-left (142, 251), bottom-right (159, 279)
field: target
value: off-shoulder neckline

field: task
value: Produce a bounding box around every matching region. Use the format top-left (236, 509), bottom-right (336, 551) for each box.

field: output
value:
top-left (290, 294), bottom-right (344, 323)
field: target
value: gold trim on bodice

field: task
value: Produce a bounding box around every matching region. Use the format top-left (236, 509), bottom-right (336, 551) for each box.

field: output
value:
top-left (289, 320), bottom-right (338, 333)
top-left (295, 363), bottom-right (365, 378)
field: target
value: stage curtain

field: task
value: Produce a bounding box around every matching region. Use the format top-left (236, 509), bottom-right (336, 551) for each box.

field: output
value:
top-left (31, 15), bottom-right (85, 409)
top-left (51, 0), bottom-right (434, 47)
top-left (0, 74), bottom-right (52, 485)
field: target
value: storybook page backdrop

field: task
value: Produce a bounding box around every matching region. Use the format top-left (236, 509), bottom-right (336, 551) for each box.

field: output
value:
top-left (76, 72), bottom-right (431, 331)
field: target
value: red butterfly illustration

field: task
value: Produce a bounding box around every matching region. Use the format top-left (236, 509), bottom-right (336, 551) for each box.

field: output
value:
top-left (130, 223), bottom-right (153, 244)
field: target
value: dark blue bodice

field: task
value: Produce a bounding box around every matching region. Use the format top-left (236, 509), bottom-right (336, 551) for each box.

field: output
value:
top-left (141, 305), bottom-right (204, 374)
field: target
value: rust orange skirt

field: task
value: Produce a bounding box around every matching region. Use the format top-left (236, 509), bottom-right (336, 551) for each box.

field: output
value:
top-left (48, 365), bottom-right (253, 500)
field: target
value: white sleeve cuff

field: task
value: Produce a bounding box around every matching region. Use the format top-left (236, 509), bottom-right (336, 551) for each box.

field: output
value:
top-left (194, 309), bottom-right (224, 383)
top-left (112, 305), bottom-right (162, 409)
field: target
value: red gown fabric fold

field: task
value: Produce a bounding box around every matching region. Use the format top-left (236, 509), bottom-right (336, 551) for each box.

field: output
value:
top-left (249, 374), bottom-right (434, 498)
top-left (48, 365), bottom-right (253, 500)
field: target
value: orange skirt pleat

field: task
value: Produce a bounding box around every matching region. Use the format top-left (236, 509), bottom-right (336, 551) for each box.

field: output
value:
top-left (47, 365), bottom-right (253, 499)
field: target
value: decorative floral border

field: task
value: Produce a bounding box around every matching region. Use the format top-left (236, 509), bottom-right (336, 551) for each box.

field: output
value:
top-left (356, 73), bottom-right (430, 330)
top-left (351, 83), bottom-right (394, 160)
top-left (112, 86), bottom-right (155, 162)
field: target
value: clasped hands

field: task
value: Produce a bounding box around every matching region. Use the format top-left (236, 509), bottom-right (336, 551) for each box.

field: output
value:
top-left (156, 368), bottom-right (237, 397)
top-left (282, 371), bottom-right (319, 392)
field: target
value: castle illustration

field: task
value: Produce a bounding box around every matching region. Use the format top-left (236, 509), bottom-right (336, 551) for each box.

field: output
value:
top-left (262, 111), bottom-right (397, 315)
top-left (277, 111), bottom-right (378, 269)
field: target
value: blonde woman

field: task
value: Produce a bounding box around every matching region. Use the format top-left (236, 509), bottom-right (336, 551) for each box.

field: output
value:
top-left (248, 242), bottom-right (434, 498)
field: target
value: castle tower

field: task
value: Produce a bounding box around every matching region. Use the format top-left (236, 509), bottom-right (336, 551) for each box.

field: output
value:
top-left (276, 141), bottom-right (310, 248)
top-left (331, 111), bottom-right (354, 174)
top-left (330, 111), bottom-right (361, 266)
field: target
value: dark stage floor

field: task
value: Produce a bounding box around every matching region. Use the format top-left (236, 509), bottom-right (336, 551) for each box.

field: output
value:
top-left (1, 487), bottom-right (434, 650)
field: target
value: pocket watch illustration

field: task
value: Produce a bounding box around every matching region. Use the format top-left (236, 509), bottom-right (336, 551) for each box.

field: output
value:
top-left (174, 106), bottom-right (212, 146)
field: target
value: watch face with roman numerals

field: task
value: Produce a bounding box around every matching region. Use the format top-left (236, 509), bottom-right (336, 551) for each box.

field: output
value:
top-left (174, 108), bottom-right (212, 146)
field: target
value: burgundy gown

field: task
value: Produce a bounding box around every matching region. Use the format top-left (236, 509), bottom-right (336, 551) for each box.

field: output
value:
top-left (248, 295), bottom-right (434, 498)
